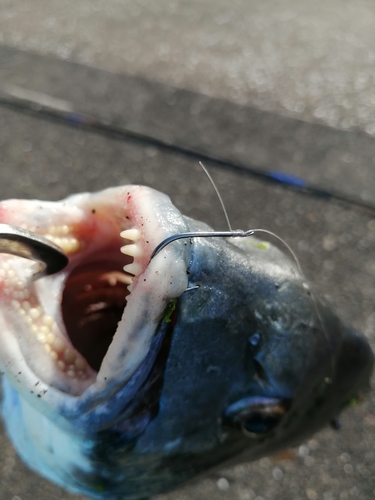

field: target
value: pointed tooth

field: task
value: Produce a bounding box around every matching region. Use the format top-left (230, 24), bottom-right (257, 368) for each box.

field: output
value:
top-left (122, 274), bottom-right (134, 285)
top-left (121, 244), bottom-right (142, 258)
top-left (120, 229), bottom-right (141, 241)
top-left (123, 263), bottom-right (142, 276)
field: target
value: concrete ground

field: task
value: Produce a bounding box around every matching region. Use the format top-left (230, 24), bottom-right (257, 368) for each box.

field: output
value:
top-left (0, 1), bottom-right (375, 499)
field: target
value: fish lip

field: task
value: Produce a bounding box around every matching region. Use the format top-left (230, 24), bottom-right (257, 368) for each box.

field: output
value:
top-left (0, 186), bottom-right (191, 405)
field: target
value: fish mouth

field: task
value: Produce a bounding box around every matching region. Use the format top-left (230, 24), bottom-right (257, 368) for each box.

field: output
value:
top-left (62, 261), bottom-right (133, 373)
top-left (0, 186), bottom-right (190, 398)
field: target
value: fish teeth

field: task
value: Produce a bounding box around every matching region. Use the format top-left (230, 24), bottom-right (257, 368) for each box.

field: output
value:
top-left (122, 273), bottom-right (134, 285)
top-left (120, 244), bottom-right (143, 258)
top-left (120, 229), bottom-right (141, 242)
top-left (120, 228), bottom-right (143, 279)
top-left (123, 263), bottom-right (141, 276)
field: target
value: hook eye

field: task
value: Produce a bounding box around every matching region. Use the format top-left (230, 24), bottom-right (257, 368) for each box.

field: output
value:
top-left (0, 224), bottom-right (69, 280)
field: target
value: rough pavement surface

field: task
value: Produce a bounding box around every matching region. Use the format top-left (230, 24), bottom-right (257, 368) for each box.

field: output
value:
top-left (0, 2), bottom-right (375, 500)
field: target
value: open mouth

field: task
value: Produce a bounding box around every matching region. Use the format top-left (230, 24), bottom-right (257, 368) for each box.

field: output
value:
top-left (0, 186), bottom-right (190, 397)
top-left (62, 260), bottom-right (133, 373)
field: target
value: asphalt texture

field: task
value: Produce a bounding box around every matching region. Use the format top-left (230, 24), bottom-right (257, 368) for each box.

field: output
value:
top-left (0, 3), bottom-right (375, 500)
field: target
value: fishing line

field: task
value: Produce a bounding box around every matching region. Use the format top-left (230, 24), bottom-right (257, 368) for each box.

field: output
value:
top-left (150, 163), bottom-right (335, 385)
top-left (198, 161), bottom-right (233, 232)
top-left (153, 162), bottom-right (303, 274)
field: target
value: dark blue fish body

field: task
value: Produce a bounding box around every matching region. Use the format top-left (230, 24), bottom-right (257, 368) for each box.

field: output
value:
top-left (0, 187), bottom-right (372, 499)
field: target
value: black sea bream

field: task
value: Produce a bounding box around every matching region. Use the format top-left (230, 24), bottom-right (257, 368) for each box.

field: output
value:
top-left (0, 186), bottom-right (373, 499)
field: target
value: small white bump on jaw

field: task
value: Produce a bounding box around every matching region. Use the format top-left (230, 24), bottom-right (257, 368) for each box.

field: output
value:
top-left (123, 263), bottom-right (142, 276)
top-left (75, 358), bottom-right (86, 370)
top-left (46, 333), bottom-right (56, 345)
top-left (45, 234), bottom-right (81, 254)
top-left (53, 337), bottom-right (65, 353)
top-left (43, 223), bottom-right (84, 254)
top-left (48, 224), bottom-right (72, 237)
top-left (0, 261), bottom-right (91, 380)
top-left (64, 349), bottom-right (75, 363)
top-left (37, 332), bottom-right (47, 343)
top-left (43, 315), bottom-right (54, 327)
top-left (29, 307), bottom-right (41, 320)
top-left (120, 228), bottom-right (141, 241)
top-left (57, 360), bottom-right (66, 371)
top-left (25, 316), bottom-right (34, 326)
top-left (22, 301), bottom-right (31, 311)
top-left (40, 325), bottom-right (50, 336)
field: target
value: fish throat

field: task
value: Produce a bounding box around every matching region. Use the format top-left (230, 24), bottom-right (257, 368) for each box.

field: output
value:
top-left (62, 260), bottom-right (132, 372)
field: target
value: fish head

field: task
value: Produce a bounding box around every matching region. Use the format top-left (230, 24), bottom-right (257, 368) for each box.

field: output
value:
top-left (0, 186), bottom-right (373, 498)
top-left (137, 226), bottom-right (373, 462)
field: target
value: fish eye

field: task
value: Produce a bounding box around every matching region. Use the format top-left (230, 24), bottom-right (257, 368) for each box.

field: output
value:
top-left (223, 396), bottom-right (291, 434)
top-left (241, 413), bottom-right (282, 434)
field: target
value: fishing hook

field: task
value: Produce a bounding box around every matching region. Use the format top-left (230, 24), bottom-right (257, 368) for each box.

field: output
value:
top-left (149, 229), bottom-right (255, 262)
top-left (150, 227), bottom-right (302, 279)
top-left (0, 224), bottom-right (69, 280)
